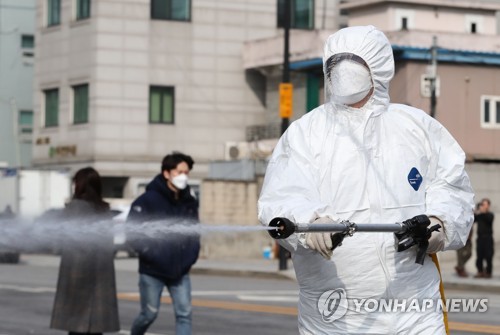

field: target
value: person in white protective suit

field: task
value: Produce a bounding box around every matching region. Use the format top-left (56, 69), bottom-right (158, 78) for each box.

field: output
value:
top-left (258, 25), bottom-right (474, 334)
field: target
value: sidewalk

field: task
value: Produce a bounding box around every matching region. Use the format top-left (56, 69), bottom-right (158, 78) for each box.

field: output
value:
top-left (437, 249), bottom-right (500, 293)
top-left (191, 257), bottom-right (296, 281)
top-left (189, 249), bottom-right (500, 293)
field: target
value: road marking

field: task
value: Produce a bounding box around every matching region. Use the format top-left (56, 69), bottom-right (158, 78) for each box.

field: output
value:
top-left (118, 293), bottom-right (298, 316)
top-left (0, 284), bottom-right (55, 293)
top-left (118, 293), bottom-right (500, 334)
top-left (191, 290), bottom-right (298, 296)
top-left (118, 331), bottom-right (164, 335)
top-left (448, 321), bottom-right (500, 334)
top-left (237, 295), bottom-right (298, 302)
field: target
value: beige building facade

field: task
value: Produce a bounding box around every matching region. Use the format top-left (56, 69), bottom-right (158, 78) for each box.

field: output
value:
top-left (33, 0), bottom-right (342, 199)
top-left (245, 0), bottom-right (500, 161)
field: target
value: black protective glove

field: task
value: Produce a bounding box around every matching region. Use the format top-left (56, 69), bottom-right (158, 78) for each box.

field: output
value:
top-left (395, 215), bottom-right (441, 265)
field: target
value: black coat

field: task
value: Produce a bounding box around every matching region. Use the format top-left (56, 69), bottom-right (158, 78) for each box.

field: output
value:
top-left (475, 212), bottom-right (494, 237)
top-left (127, 174), bottom-right (200, 281)
top-left (50, 199), bottom-right (120, 333)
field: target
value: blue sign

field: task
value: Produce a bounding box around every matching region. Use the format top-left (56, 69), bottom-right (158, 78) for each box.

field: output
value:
top-left (2, 168), bottom-right (17, 177)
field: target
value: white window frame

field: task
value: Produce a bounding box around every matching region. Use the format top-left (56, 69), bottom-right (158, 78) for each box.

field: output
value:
top-left (395, 9), bottom-right (414, 30)
top-left (40, 91), bottom-right (46, 128)
top-left (71, 0), bottom-right (78, 21)
top-left (465, 14), bottom-right (483, 34)
top-left (480, 95), bottom-right (500, 129)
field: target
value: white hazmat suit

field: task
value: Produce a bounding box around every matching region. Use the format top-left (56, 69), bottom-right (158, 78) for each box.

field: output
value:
top-left (258, 26), bottom-right (474, 334)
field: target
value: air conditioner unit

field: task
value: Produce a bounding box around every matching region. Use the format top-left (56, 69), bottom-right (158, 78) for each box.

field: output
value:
top-left (224, 142), bottom-right (251, 160)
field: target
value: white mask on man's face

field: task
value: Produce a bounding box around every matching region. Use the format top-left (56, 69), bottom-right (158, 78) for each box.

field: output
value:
top-left (330, 60), bottom-right (372, 106)
top-left (171, 173), bottom-right (188, 190)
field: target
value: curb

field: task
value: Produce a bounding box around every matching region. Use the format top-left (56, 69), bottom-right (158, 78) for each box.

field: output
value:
top-left (443, 281), bottom-right (500, 293)
top-left (192, 267), bottom-right (500, 293)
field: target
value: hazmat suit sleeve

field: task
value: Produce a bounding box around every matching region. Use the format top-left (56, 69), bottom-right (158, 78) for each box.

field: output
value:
top-left (258, 120), bottom-right (333, 251)
top-left (424, 119), bottom-right (474, 251)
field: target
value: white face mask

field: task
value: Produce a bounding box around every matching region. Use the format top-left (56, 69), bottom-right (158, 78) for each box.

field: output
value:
top-left (330, 60), bottom-right (372, 105)
top-left (171, 173), bottom-right (188, 190)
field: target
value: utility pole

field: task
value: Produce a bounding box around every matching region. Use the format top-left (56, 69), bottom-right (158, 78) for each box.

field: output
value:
top-left (429, 36), bottom-right (438, 118)
top-left (10, 98), bottom-right (21, 168)
top-left (280, 0), bottom-right (292, 134)
top-left (277, 0), bottom-right (292, 271)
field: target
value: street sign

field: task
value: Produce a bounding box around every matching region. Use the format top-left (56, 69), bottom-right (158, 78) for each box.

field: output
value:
top-left (279, 83), bottom-right (293, 118)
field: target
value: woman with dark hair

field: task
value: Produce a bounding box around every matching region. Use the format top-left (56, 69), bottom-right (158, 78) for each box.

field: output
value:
top-left (50, 167), bottom-right (120, 334)
top-left (72, 167), bottom-right (109, 212)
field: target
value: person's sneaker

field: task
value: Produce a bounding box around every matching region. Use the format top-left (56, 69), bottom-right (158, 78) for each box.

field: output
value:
top-left (455, 266), bottom-right (468, 277)
top-left (484, 273), bottom-right (492, 279)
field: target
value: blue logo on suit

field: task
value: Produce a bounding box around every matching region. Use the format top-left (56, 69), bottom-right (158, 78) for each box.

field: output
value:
top-left (408, 167), bottom-right (422, 191)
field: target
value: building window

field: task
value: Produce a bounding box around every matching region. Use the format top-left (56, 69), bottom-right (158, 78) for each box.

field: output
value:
top-left (21, 35), bottom-right (34, 49)
top-left (149, 86), bottom-right (174, 124)
top-left (102, 177), bottom-right (128, 198)
top-left (21, 35), bottom-right (35, 59)
top-left (470, 23), bottom-right (477, 34)
top-left (339, 0), bottom-right (348, 16)
top-left (277, 0), bottom-right (315, 30)
top-left (481, 96), bottom-right (500, 128)
top-left (76, 0), bottom-right (91, 20)
top-left (395, 9), bottom-right (414, 30)
top-left (497, 101), bottom-right (500, 124)
top-left (401, 17), bottom-right (408, 30)
top-left (47, 0), bottom-right (61, 26)
top-left (73, 84), bottom-right (89, 124)
top-left (465, 15), bottom-right (482, 34)
top-left (151, 0), bottom-right (191, 21)
top-left (306, 73), bottom-right (320, 112)
top-left (44, 89), bottom-right (59, 127)
top-left (484, 100), bottom-right (490, 122)
top-left (19, 110), bottom-right (34, 134)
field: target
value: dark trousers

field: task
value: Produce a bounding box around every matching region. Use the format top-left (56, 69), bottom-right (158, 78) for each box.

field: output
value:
top-left (476, 236), bottom-right (494, 275)
top-left (456, 238), bottom-right (472, 269)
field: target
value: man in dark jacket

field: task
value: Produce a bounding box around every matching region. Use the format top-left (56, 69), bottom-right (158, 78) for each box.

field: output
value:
top-left (128, 152), bottom-right (200, 335)
top-left (474, 198), bottom-right (495, 279)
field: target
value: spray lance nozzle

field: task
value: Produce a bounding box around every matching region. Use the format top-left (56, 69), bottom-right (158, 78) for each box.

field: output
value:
top-left (268, 217), bottom-right (296, 239)
top-left (268, 215), bottom-right (441, 265)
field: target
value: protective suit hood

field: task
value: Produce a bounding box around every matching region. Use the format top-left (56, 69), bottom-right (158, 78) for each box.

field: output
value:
top-left (323, 25), bottom-right (394, 116)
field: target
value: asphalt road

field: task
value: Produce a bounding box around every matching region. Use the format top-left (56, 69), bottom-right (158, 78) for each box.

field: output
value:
top-left (0, 256), bottom-right (299, 335)
top-left (1, 256), bottom-right (500, 334)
